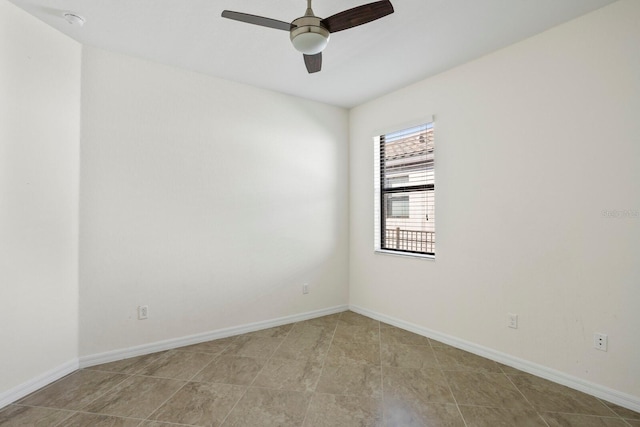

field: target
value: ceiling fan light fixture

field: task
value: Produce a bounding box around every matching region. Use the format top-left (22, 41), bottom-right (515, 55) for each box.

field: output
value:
top-left (291, 30), bottom-right (329, 54)
top-left (221, 0), bottom-right (395, 73)
top-left (290, 16), bottom-right (330, 55)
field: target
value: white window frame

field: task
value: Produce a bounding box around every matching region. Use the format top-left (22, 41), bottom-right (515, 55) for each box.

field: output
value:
top-left (374, 117), bottom-right (435, 259)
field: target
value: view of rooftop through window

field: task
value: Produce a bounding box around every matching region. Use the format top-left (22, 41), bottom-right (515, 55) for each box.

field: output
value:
top-left (375, 122), bottom-right (434, 255)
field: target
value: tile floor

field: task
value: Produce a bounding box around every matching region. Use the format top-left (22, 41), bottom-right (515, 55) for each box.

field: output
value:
top-left (1, 311), bottom-right (638, 426)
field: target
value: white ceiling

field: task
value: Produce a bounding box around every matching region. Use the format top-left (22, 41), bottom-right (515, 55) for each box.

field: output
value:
top-left (10, 0), bottom-right (616, 108)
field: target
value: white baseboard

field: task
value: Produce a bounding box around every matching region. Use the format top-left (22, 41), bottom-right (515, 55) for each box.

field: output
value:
top-left (0, 306), bottom-right (347, 410)
top-left (80, 305), bottom-right (349, 369)
top-left (349, 304), bottom-right (640, 413)
top-left (0, 358), bottom-right (78, 410)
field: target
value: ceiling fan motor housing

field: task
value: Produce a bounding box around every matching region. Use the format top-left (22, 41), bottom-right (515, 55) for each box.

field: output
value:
top-left (290, 16), bottom-right (330, 55)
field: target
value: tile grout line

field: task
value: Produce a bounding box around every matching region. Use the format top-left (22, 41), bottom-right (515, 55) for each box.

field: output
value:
top-left (138, 336), bottom-right (238, 424)
top-left (124, 377), bottom-right (185, 423)
top-left (537, 409), bottom-right (638, 419)
top-left (63, 369), bottom-right (138, 417)
top-left (179, 339), bottom-right (237, 383)
top-left (78, 350), bottom-right (181, 424)
top-left (218, 321), bottom-right (300, 426)
top-left (8, 404), bottom-right (77, 427)
top-left (71, 410), bottom-right (147, 425)
top-left (431, 340), bottom-right (469, 427)
top-left (300, 315), bottom-right (341, 427)
top-left (502, 371), bottom-right (551, 427)
top-left (38, 405), bottom-right (148, 426)
top-left (15, 364), bottom-right (134, 414)
top-left (9, 403), bottom-right (77, 413)
top-left (135, 418), bottom-right (192, 426)
top-left (595, 395), bottom-right (630, 420)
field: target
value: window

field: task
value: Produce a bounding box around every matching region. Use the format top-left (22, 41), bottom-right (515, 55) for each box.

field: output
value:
top-left (374, 121), bottom-right (435, 256)
top-left (387, 196), bottom-right (410, 218)
top-left (385, 175), bottom-right (409, 187)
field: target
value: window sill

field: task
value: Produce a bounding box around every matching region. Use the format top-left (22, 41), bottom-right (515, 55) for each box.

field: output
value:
top-left (374, 249), bottom-right (435, 260)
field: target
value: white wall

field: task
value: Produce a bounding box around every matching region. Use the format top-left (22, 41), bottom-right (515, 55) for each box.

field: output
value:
top-left (0, 0), bottom-right (80, 396)
top-left (349, 0), bottom-right (640, 399)
top-left (79, 47), bottom-right (349, 356)
top-left (3, 0), bottom-right (638, 409)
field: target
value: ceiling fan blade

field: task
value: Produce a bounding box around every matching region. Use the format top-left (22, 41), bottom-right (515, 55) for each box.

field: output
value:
top-left (321, 0), bottom-right (394, 33)
top-left (221, 10), bottom-right (292, 31)
top-left (304, 53), bottom-right (322, 73)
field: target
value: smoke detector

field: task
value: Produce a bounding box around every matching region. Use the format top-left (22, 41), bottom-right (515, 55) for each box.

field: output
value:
top-left (63, 12), bottom-right (85, 26)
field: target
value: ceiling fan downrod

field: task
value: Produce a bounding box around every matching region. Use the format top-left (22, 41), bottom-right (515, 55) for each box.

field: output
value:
top-left (304, 0), bottom-right (314, 17)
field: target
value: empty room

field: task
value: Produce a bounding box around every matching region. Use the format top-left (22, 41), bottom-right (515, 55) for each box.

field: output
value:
top-left (1, 0), bottom-right (638, 425)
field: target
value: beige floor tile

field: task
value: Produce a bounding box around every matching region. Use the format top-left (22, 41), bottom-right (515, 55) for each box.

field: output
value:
top-left (428, 338), bottom-right (451, 347)
top-left (220, 336), bottom-right (283, 359)
top-left (138, 422), bottom-right (176, 427)
top-left (82, 376), bottom-right (185, 418)
top-left (221, 387), bottom-right (311, 427)
top-left (4, 312), bottom-right (631, 427)
top-left (148, 382), bottom-right (246, 427)
top-left (384, 399), bottom-right (465, 427)
top-left (541, 412), bottom-right (631, 427)
top-left (509, 374), bottom-right (616, 416)
top-left (497, 362), bottom-right (527, 375)
top-left (303, 393), bottom-right (383, 427)
top-left (325, 340), bottom-right (381, 366)
top-left (243, 324), bottom-right (294, 338)
top-left (88, 352), bottom-right (168, 375)
top-left (602, 401), bottom-right (640, 420)
top-left (252, 357), bottom-right (323, 392)
top-left (315, 364), bottom-right (383, 398)
top-left (18, 370), bottom-right (128, 410)
top-left (0, 405), bottom-right (73, 426)
top-left (138, 422), bottom-right (190, 427)
top-left (273, 326), bottom-right (333, 362)
top-left (445, 371), bottom-right (533, 410)
top-left (177, 337), bottom-right (236, 354)
top-left (193, 355), bottom-right (265, 386)
top-left (433, 346), bottom-right (502, 373)
top-left (62, 412), bottom-right (142, 426)
top-left (138, 350), bottom-right (215, 380)
top-left (339, 311), bottom-right (380, 327)
top-left (297, 313), bottom-right (341, 328)
top-left (381, 343), bottom-right (438, 369)
top-left (459, 405), bottom-right (547, 426)
top-left (287, 321), bottom-right (336, 339)
top-left (383, 367), bottom-right (455, 405)
top-left (333, 323), bottom-right (380, 344)
top-left (380, 325), bottom-right (431, 346)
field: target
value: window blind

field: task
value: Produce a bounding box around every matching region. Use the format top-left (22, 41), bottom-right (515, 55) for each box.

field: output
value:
top-left (374, 122), bottom-right (434, 255)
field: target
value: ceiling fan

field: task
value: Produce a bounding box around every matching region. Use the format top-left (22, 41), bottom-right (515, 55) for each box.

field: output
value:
top-left (221, 0), bottom-right (394, 74)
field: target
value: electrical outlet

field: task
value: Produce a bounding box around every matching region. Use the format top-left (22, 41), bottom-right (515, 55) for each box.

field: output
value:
top-left (138, 305), bottom-right (148, 320)
top-left (508, 313), bottom-right (518, 329)
top-left (302, 283), bottom-right (309, 294)
top-left (594, 333), bottom-right (607, 351)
